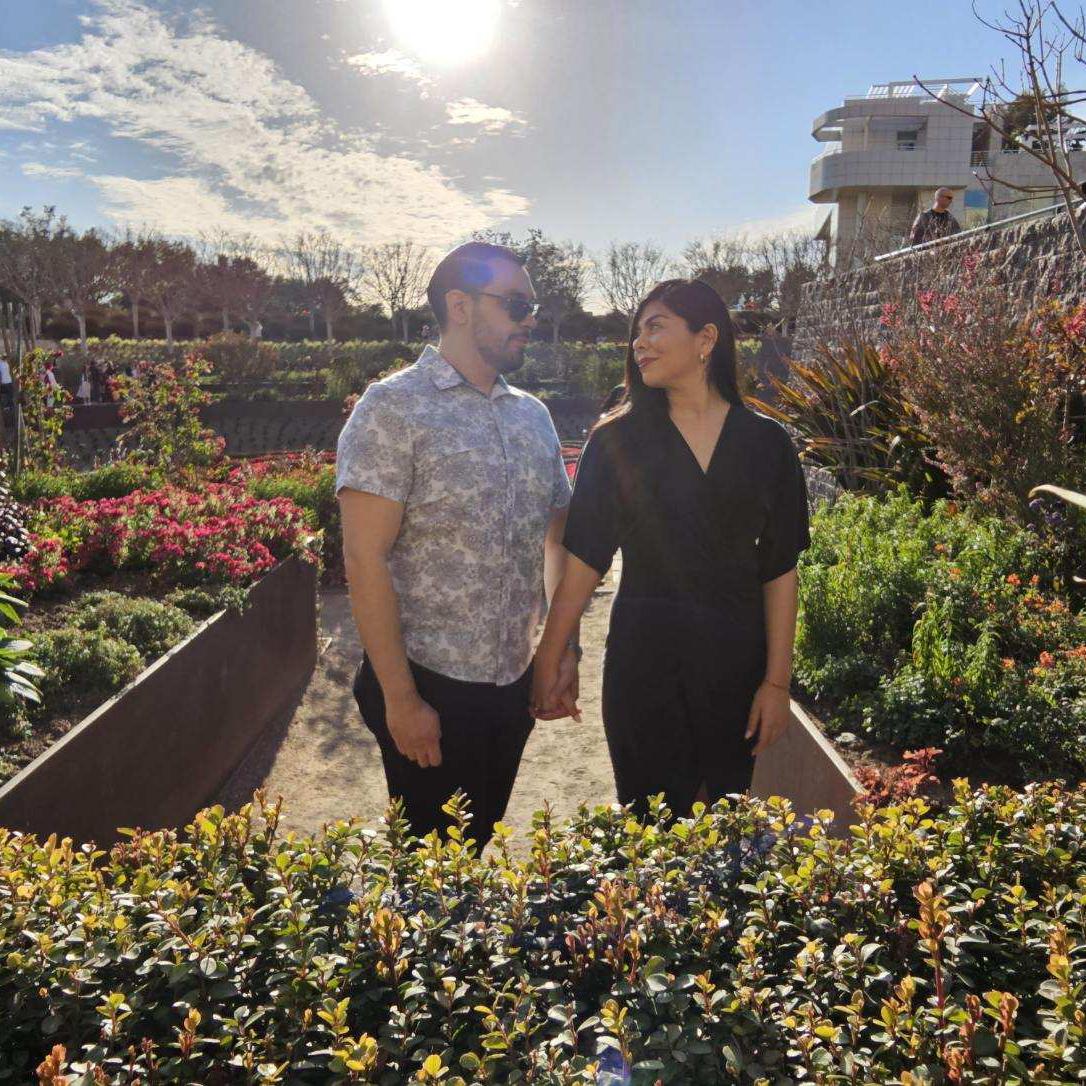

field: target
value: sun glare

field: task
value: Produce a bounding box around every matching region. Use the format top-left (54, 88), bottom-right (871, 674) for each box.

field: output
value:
top-left (383, 0), bottom-right (500, 64)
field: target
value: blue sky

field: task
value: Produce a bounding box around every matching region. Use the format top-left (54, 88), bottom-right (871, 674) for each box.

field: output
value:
top-left (0, 0), bottom-right (1021, 262)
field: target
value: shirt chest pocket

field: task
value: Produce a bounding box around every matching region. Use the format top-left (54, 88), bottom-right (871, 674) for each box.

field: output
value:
top-left (412, 431), bottom-right (501, 513)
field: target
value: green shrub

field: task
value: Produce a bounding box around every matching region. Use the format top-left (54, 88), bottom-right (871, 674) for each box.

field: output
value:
top-left (325, 342), bottom-right (418, 401)
top-left (8, 470), bottom-right (75, 504)
top-left (69, 461), bottom-right (162, 500)
top-left (201, 331), bottom-right (279, 382)
top-left (31, 626), bottom-right (143, 704)
top-left (797, 488), bottom-right (1086, 778)
top-left (1, 786), bottom-right (1085, 1083)
top-left (70, 592), bottom-right (195, 660)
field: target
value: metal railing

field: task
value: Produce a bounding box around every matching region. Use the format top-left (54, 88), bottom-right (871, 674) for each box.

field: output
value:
top-left (873, 199), bottom-right (1075, 262)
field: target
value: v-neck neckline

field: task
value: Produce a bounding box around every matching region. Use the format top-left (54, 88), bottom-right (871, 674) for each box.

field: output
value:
top-left (666, 401), bottom-right (738, 477)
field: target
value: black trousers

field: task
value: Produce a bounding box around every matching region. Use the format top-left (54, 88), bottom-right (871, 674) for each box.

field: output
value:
top-left (602, 598), bottom-right (761, 820)
top-left (354, 656), bottom-right (534, 849)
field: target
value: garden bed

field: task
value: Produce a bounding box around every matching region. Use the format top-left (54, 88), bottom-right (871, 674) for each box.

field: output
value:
top-left (0, 557), bottom-right (317, 845)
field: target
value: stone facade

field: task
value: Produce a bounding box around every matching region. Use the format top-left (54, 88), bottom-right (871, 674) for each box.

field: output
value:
top-left (792, 203), bottom-right (1086, 362)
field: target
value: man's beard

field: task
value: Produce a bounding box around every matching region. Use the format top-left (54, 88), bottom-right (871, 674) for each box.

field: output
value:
top-left (478, 337), bottom-right (528, 374)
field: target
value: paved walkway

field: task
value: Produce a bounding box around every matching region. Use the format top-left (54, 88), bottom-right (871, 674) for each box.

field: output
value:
top-left (216, 579), bottom-right (620, 844)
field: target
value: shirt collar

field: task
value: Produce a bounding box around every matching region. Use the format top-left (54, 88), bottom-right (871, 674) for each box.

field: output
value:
top-left (418, 344), bottom-right (515, 399)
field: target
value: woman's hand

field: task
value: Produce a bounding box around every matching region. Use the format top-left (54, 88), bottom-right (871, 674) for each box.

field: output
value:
top-left (530, 645), bottom-right (581, 722)
top-left (745, 682), bottom-right (791, 755)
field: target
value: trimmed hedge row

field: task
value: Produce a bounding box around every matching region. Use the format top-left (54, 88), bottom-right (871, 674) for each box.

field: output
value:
top-left (2, 784), bottom-right (1084, 1083)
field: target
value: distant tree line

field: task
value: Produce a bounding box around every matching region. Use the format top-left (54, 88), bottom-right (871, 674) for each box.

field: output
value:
top-left (0, 205), bottom-right (825, 353)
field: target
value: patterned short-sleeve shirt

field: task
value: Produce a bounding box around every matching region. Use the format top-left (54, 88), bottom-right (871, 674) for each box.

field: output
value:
top-left (336, 345), bottom-right (572, 686)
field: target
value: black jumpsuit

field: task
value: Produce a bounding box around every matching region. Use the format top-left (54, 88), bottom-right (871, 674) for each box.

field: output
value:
top-left (562, 403), bottom-right (811, 817)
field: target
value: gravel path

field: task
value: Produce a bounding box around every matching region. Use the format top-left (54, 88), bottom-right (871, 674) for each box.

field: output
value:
top-left (216, 574), bottom-right (620, 846)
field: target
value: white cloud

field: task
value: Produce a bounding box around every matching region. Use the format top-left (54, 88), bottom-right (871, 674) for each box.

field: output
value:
top-left (344, 48), bottom-right (431, 88)
top-left (445, 97), bottom-right (526, 134)
top-left (0, 0), bottom-right (529, 247)
top-left (21, 162), bottom-right (83, 179)
top-left (719, 204), bottom-right (828, 241)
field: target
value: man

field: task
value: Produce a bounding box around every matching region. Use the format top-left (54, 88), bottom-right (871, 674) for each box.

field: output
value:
top-left (336, 242), bottom-right (578, 848)
top-left (909, 188), bottom-right (962, 247)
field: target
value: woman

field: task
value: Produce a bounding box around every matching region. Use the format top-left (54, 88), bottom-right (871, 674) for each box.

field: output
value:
top-left (531, 279), bottom-right (810, 817)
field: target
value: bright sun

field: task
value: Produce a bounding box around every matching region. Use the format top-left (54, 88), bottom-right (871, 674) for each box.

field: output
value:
top-left (383, 0), bottom-right (500, 64)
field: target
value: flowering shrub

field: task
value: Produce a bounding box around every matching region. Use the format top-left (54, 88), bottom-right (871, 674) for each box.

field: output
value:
top-left (2, 784), bottom-right (1085, 1083)
top-left (853, 748), bottom-right (943, 807)
top-left (798, 488), bottom-right (1086, 778)
top-left (112, 355), bottom-right (225, 471)
top-left (0, 485), bottom-right (319, 597)
top-left (880, 261), bottom-right (1086, 519)
top-left (12, 348), bottom-right (72, 471)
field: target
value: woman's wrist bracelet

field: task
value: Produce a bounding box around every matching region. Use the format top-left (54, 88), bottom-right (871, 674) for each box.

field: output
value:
top-left (763, 677), bottom-right (790, 692)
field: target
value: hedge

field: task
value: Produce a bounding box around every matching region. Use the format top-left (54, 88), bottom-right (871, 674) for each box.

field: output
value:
top-left (2, 784), bottom-right (1084, 1083)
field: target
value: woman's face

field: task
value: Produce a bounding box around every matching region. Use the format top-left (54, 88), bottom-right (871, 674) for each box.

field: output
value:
top-left (631, 300), bottom-right (714, 390)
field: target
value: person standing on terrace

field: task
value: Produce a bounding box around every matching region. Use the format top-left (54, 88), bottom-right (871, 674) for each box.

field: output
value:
top-left (909, 187), bottom-right (962, 246)
top-left (532, 279), bottom-right (810, 819)
top-left (336, 242), bottom-right (575, 849)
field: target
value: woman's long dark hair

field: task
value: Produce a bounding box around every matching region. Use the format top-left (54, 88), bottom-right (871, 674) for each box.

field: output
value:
top-left (599, 278), bottom-right (740, 428)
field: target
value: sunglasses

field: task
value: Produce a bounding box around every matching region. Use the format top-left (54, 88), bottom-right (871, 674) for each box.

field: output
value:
top-left (474, 291), bottom-right (540, 322)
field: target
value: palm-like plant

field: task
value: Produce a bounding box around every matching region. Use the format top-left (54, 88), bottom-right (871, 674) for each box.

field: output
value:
top-left (748, 339), bottom-right (946, 497)
top-left (0, 574), bottom-right (43, 727)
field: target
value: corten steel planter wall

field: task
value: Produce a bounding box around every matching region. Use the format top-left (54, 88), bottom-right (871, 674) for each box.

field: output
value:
top-left (0, 557), bottom-right (318, 845)
top-left (751, 701), bottom-right (863, 837)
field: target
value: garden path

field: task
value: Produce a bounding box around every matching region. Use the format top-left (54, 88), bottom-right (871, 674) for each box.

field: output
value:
top-left (216, 572), bottom-right (620, 846)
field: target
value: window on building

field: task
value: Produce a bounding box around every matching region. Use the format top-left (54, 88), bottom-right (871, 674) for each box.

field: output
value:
top-left (897, 129), bottom-right (919, 150)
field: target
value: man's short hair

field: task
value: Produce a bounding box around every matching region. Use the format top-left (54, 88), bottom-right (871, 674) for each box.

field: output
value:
top-left (427, 242), bottom-right (524, 328)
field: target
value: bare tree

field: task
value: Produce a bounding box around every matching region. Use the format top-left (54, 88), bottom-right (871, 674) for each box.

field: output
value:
top-left (112, 229), bottom-right (158, 339)
top-left (281, 230), bottom-right (363, 341)
top-left (196, 233), bottom-right (275, 340)
top-left (917, 1), bottom-right (1086, 254)
top-left (751, 231), bottom-right (826, 328)
top-left (681, 235), bottom-right (773, 307)
top-left (143, 237), bottom-right (197, 350)
top-left (0, 207), bottom-right (63, 345)
top-left (363, 240), bottom-right (433, 341)
top-left (594, 241), bottom-right (672, 320)
top-left (48, 227), bottom-right (114, 352)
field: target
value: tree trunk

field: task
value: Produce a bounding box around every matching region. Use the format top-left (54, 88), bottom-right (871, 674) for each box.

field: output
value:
top-left (307, 310), bottom-right (316, 338)
top-left (324, 311), bottom-right (334, 342)
top-left (77, 312), bottom-right (88, 353)
top-left (192, 311), bottom-right (202, 339)
top-left (164, 315), bottom-right (175, 350)
top-left (222, 307), bottom-right (230, 333)
top-left (400, 313), bottom-right (411, 342)
top-left (131, 299), bottom-right (140, 339)
top-left (29, 302), bottom-right (41, 346)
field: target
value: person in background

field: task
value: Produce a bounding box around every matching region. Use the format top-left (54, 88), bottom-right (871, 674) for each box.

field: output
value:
top-left (42, 357), bottom-right (61, 408)
top-left (76, 363), bottom-right (92, 405)
top-left (909, 188), bottom-right (962, 246)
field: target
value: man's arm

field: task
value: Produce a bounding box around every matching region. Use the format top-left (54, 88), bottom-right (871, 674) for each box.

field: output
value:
top-left (339, 488), bottom-right (442, 768)
top-left (908, 212), bottom-right (926, 246)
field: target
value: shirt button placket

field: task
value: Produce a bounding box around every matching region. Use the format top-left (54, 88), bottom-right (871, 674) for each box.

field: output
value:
top-left (491, 398), bottom-right (514, 685)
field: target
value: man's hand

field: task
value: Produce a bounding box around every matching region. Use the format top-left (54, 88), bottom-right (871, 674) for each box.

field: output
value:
top-left (385, 691), bottom-right (442, 767)
top-left (745, 683), bottom-right (791, 756)
top-left (530, 646), bottom-right (581, 722)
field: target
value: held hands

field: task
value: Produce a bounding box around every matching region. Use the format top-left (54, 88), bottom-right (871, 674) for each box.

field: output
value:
top-left (746, 680), bottom-right (791, 756)
top-left (386, 690), bottom-right (442, 768)
top-left (530, 645), bottom-right (581, 722)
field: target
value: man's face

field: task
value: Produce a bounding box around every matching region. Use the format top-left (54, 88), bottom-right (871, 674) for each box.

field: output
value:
top-left (934, 189), bottom-right (953, 211)
top-left (469, 260), bottom-right (537, 374)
